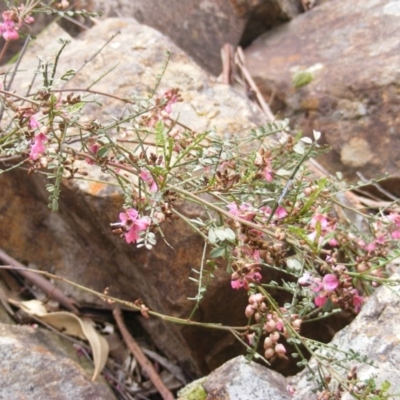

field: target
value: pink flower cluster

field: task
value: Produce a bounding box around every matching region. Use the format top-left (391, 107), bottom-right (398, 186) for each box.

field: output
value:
top-left (299, 271), bottom-right (363, 312)
top-left (231, 266), bottom-right (262, 290)
top-left (0, 9), bottom-right (34, 42)
top-left (299, 272), bottom-right (339, 307)
top-left (116, 208), bottom-right (150, 244)
top-left (227, 202), bottom-right (256, 221)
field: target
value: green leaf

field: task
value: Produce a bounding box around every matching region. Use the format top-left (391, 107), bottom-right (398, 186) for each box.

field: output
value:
top-left (208, 229), bottom-right (217, 244)
top-left (210, 247), bottom-right (225, 258)
top-left (292, 71), bottom-right (313, 89)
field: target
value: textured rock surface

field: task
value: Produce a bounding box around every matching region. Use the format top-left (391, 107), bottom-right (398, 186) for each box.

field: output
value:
top-left (203, 355), bottom-right (291, 400)
top-left (0, 18), bottom-right (275, 376)
top-left (87, 0), bottom-right (303, 75)
top-left (244, 0), bottom-right (400, 193)
top-left (0, 323), bottom-right (116, 399)
top-left (289, 273), bottom-right (400, 398)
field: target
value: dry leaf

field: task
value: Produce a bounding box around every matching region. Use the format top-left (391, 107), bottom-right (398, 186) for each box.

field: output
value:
top-left (19, 299), bottom-right (109, 381)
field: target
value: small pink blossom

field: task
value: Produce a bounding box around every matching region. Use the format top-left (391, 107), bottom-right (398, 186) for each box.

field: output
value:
top-left (275, 320), bottom-right (284, 331)
top-left (118, 208), bottom-right (150, 244)
top-left (89, 143), bottom-right (99, 154)
top-left (29, 116), bottom-right (40, 129)
top-left (328, 237), bottom-right (339, 247)
top-left (139, 169), bottom-right (158, 192)
top-left (351, 289), bottom-right (363, 313)
top-left (29, 132), bottom-right (47, 160)
top-left (247, 333), bottom-right (256, 346)
top-left (275, 343), bottom-right (286, 356)
top-left (262, 205), bottom-right (287, 220)
top-left (314, 295), bottom-right (328, 307)
top-left (163, 89), bottom-right (180, 114)
top-left (310, 213), bottom-right (329, 230)
top-left (307, 230), bottom-right (323, 246)
top-left (24, 16), bottom-right (34, 24)
top-left (0, 19), bottom-right (19, 41)
top-left (275, 206), bottom-right (288, 219)
top-left (387, 213), bottom-right (400, 228)
top-left (262, 159), bottom-right (273, 182)
top-left (322, 274), bottom-right (339, 291)
top-left (298, 271), bottom-right (311, 286)
top-left (231, 269), bottom-right (262, 290)
top-left (391, 230), bottom-right (400, 240)
top-left (227, 202), bottom-right (256, 221)
top-left (3, 28), bottom-right (18, 41)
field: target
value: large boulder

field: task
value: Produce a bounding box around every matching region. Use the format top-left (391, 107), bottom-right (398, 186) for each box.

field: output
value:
top-left (86, 0), bottom-right (304, 75)
top-left (0, 18), bottom-right (274, 376)
top-left (0, 322), bottom-right (116, 399)
top-left (289, 272), bottom-right (400, 398)
top-left (244, 0), bottom-right (400, 194)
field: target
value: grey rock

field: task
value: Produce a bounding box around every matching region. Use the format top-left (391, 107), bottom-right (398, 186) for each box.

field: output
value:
top-left (0, 18), bottom-right (273, 376)
top-left (0, 323), bottom-right (115, 399)
top-left (86, 0), bottom-right (304, 75)
top-left (244, 0), bottom-right (400, 194)
top-left (289, 273), bottom-right (400, 398)
top-left (203, 355), bottom-right (292, 400)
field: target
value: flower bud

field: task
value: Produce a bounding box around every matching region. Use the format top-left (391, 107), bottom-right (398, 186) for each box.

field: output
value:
top-left (254, 293), bottom-right (264, 303)
top-left (248, 294), bottom-right (257, 304)
top-left (356, 263), bottom-right (369, 273)
top-left (292, 319), bottom-right (302, 331)
top-left (155, 212), bottom-right (166, 223)
top-left (263, 337), bottom-right (273, 349)
top-left (275, 343), bottom-right (286, 356)
top-left (264, 319), bottom-right (276, 333)
top-left (245, 305), bottom-right (255, 318)
top-left (264, 348), bottom-right (275, 359)
top-left (269, 331), bottom-right (280, 343)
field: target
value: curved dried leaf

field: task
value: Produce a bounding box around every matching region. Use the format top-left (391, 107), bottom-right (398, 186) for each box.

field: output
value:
top-left (19, 300), bottom-right (109, 381)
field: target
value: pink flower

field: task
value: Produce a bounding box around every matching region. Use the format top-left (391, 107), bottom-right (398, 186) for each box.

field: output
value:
top-left (298, 271), bottom-right (311, 286)
top-left (231, 269), bottom-right (262, 290)
top-left (314, 295), bottom-right (328, 307)
top-left (29, 116), bottom-right (40, 129)
top-left (29, 132), bottom-right (47, 160)
top-left (119, 208), bottom-right (150, 244)
top-left (262, 159), bottom-right (273, 182)
top-left (3, 28), bottom-right (18, 41)
top-left (139, 169), bottom-right (158, 192)
top-left (247, 333), bottom-right (256, 346)
top-left (0, 19), bottom-right (19, 41)
top-left (322, 274), bottom-right (339, 291)
top-left (351, 289), bottom-right (363, 313)
top-left (227, 202), bottom-right (256, 221)
top-left (24, 16), bottom-right (34, 24)
top-left (387, 213), bottom-right (400, 228)
top-left (310, 214), bottom-right (329, 230)
top-left (262, 205), bottom-right (287, 220)
top-left (328, 237), bottom-right (339, 247)
top-left (391, 230), bottom-right (400, 240)
top-left (163, 89), bottom-right (180, 114)
top-left (275, 206), bottom-right (287, 219)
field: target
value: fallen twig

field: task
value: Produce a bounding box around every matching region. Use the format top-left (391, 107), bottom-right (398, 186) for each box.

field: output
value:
top-left (112, 306), bottom-right (175, 400)
top-left (0, 249), bottom-right (79, 314)
top-left (234, 47), bottom-right (275, 121)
